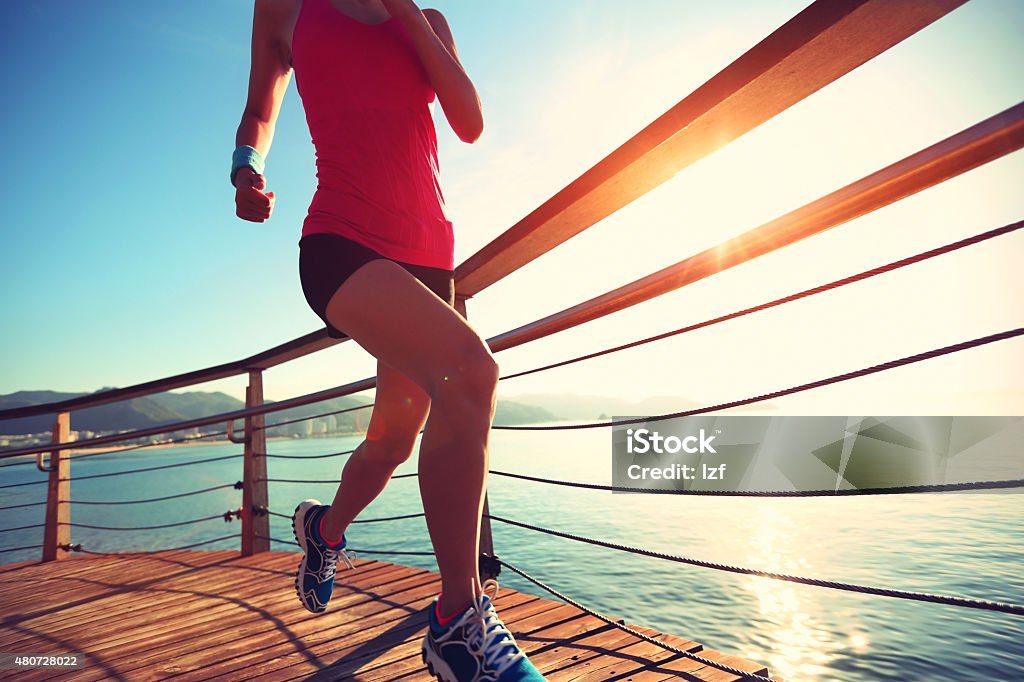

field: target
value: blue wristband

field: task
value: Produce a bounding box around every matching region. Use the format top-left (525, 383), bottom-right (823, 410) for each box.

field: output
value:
top-left (231, 145), bottom-right (266, 187)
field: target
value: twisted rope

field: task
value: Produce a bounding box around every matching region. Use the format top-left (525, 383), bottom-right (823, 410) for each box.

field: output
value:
top-left (71, 483), bottom-right (239, 506)
top-left (73, 533), bottom-right (239, 554)
top-left (489, 470), bottom-right (1024, 496)
top-left (263, 448), bottom-right (356, 460)
top-left (496, 557), bottom-right (774, 681)
top-left (62, 511), bottom-right (239, 532)
top-left (493, 328), bottom-right (1024, 430)
top-left (488, 515), bottom-right (1024, 616)
top-left (500, 221), bottom-right (1023, 382)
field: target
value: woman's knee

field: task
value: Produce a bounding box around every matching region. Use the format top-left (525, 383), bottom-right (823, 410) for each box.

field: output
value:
top-left (361, 431), bottom-right (419, 465)
top-left (362, 395), bottom-right (431, 464)
top-left (432, 340), bottom-right (499, 406)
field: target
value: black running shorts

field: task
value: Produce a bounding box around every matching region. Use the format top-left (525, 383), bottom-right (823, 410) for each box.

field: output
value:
top-left (298, 232), bottom-right (456, 339)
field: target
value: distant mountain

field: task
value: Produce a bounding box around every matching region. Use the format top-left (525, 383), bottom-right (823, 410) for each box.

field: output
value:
top-left (0, 389), bottom-right (188, 436)
top-left (3, 388), bottom-right (756, 439)
top-left (492, 400), bottom-right (557, 426)
top-left (152, 391), bottom-right (247, 420)
top-left (0, 389), bottom-right (560, 437)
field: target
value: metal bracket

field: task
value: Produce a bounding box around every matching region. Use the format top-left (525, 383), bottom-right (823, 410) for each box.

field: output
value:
top-left (226, 420), bottom-right (249, 444)
top-left (36, 451), bottom-right (58, 473)
top-left (479, 552), bottom-right (501, 580)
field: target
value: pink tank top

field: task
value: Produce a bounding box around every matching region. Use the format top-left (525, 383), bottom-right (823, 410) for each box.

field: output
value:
top-left (291, 0), bottom-right (454, 270)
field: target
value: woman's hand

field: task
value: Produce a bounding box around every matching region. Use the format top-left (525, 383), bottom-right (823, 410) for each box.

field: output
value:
top-left (234, 167), bottom-right (276, 222)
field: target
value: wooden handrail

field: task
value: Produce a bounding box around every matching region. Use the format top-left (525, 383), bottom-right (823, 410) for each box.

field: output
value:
top-left (486, 102), bottom-right (1024, 352)
top-left (0, 0), bottom-right (965, 422)
top-left (6, 101), bottom-right (1019, 460)
top-left (454, 0), bottom-right (966, 297)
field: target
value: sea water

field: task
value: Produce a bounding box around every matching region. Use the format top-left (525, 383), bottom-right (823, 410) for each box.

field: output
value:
top-left (1, 429), bottom-right (1022, 681)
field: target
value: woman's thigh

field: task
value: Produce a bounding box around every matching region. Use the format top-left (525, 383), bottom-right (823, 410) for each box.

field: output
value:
top-left (324, 259), bottom-right (496, 399)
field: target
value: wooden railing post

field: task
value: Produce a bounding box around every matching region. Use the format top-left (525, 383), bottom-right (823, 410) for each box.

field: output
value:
top-left (41, 412), bottom-right (70, 562)
top-left (456, 295), bottom-right (499, 582)
top-left (242, 370), bottom-right (269, 556)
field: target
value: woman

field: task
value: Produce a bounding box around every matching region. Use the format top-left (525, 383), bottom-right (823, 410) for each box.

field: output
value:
top-left (233, 0), bottom-right (545, 680)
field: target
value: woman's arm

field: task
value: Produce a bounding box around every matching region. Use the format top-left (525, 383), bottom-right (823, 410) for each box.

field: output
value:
top-left (235, 0), bottom-right (295, 222)
top-left (382, 0), bottom-right (483, 143)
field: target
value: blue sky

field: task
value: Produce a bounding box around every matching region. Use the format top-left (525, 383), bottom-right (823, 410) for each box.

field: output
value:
top-left (1, 0), bottom-right (1021, 413)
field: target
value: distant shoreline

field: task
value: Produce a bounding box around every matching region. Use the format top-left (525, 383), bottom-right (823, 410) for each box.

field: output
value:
top-left (0, 432), bottom-right (368, 460)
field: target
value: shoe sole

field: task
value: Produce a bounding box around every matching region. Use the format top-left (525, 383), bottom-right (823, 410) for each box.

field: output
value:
top-left (421, 636), bottom-right (458, 682)
top-left (292, 499), bottom-right (325, 614)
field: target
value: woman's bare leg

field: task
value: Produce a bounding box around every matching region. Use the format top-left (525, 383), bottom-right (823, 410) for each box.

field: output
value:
top-left (321, 259), bottom-right (498, 616)
top-left (319, 360), bottom-right (431, 544)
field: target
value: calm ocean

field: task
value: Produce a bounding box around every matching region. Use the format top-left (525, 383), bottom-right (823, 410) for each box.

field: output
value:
top-left (2, 429), bottom-right (1022, 681)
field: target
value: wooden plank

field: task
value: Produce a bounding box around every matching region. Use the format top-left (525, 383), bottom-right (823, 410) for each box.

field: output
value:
top-left (228, 592), bottom-right (552, 682)
top-left (531, 619), bottom-right (701, 678)
top-left (52, 562), bottom-right (425, 682)
top-left (349, 596), bottom-right (570, 682)
top-left (192, 592), bottom-right (525, 682)
top-left (0, 553), bottom-right (774, 681)
top-left (88, 564), bottom-right (442, 680)
top-left (2, 557), bottom-right (392, 650)
top-left (543, 624), bottom-right (720, 682)
top-left (0, 549), bottom-right (260, 624)
top-left (0, 550), bottom-right (242, 625)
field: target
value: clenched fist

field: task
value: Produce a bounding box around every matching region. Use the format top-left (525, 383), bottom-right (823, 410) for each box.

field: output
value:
top-left (234, 167), bottom-right (276, 222)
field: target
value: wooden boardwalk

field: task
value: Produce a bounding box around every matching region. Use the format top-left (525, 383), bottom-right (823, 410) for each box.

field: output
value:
top-left (0, 550), bottom-right (777, 681)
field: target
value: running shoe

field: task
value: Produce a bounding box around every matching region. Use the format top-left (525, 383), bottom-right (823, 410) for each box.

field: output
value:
top-left (422, 593), bottom-right (547, 681)
top-left (292, 498), bottom-right (355, 613)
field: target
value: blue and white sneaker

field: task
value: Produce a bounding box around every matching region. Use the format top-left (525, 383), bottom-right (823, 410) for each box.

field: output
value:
top-left (292, 499), bottom-right (355, 613)
top-left (422, 593), bottom-right (547, 681)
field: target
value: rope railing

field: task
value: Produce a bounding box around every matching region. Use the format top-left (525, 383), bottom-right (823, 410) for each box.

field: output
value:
top-left (260, 472), bottom-right (418, 484)
top-left (262, 506), bottom-right (424, 524)
top-left (73, 428), bottom-right (232, 460)
top-left (495, 557), bottom-right (774, 682)
top-left (488, 515), bottom-right (1024, 616)
top-left (257, 404), bottom-right (373, 432)
top-left (347, 548), bottom-right (435, 556)
top-left (8, 217), bottom-right (1010, 464)
top-left (255, 535), bottom-right (434, 558)
top-left (71, 533), bottom-right (240, 555)
top-left (489, 471), bottom-right (1024, 496)
top-left (0, 452), bottom-right (245, 491)
top-left (0, 428), bottom-right (232, 469)
top-left (70, 482), bottom-right (241, 506)
top-left (0, 544), bottom-right (43, 555)
top-left (501, 220), bottom-right (1023, 381)
top-left (256, 535), bottom-right (299, 546)
top-left (0, 523), bottom-right (45, 534)
top-left (0, 383), bottom-right (378, 459)
top-left (0, 500), bottom-right (46, 512)
top-left (492, 328), bottom-right (1024, 429)
top-left (263, 448), bottom-right (356, 460)
top-left (61, 510), bottom-right (242, 532)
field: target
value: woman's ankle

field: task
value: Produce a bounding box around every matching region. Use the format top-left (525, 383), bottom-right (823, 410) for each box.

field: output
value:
top-left (318, 512), bottom-right (346, 546)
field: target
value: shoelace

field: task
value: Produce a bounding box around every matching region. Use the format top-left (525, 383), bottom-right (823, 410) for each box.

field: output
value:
top-left (464, 596), bottom-right (526, 679)
top-left (317, 545), bottom-right (355, 583)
